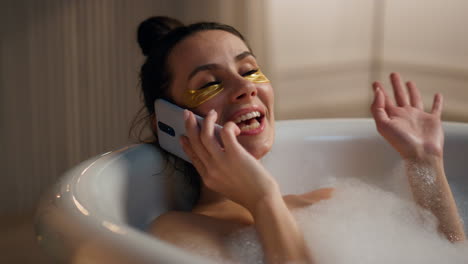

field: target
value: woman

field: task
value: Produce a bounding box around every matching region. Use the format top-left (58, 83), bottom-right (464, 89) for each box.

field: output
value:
top-left (134, 16), bottom-right (465, 264)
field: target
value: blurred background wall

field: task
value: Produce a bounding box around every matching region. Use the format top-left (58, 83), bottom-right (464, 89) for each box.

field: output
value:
top-left (270, 0), bottom-right (468, 120)
top-left (0, 0), bottom-right (467, 262)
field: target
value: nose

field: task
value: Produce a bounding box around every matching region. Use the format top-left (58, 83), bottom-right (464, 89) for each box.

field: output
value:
top-left (230, 77), bottom-right (258, 103)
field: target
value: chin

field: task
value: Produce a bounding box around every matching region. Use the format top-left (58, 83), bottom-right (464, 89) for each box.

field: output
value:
top-left (239, 134), bottom-right (274, 159)
top-left (238, 115), bottom-right (275, 159)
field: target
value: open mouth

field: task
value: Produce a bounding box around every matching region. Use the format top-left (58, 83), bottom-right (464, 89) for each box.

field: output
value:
top-left (233, 111), bottom-right (265, 133)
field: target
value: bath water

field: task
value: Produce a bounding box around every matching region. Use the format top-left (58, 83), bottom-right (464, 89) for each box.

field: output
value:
top-left (225, 178), bottom-right (467, 263)
top-left (183, 165), bottom-right (468, 264)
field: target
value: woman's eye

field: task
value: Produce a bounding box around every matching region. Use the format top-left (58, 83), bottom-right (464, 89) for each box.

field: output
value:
top-left (199, 81), bottom-right (221, 89)
top-left (242, 69), bottom-right (259, 77)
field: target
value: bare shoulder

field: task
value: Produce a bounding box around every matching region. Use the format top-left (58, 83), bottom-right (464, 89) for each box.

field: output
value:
top-left (283, 187), bottom-right (335, 210)
top-left (149, 211), bottom-right (218, 240)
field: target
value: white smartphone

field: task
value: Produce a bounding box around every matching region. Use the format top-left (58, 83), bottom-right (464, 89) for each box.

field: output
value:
top-left (154, 99), bottom-right (223, 163)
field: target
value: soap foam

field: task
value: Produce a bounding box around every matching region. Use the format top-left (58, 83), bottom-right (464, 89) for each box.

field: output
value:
top-left (295, 179), bottom-right (468, 264)
top-left (226, 226), bottom-right (263, 264)
top-left (219, 178), bottom-right (468, 264)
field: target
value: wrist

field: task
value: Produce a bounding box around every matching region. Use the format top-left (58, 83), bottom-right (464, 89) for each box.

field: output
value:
top-left (404, 153), bottom-right (443, 167)
top-left (404, 155), bottom-right (446, 195)
top-left (251, 186), bottom-right (284, 218)
top-left (402, 141), bottom-right (443, 162)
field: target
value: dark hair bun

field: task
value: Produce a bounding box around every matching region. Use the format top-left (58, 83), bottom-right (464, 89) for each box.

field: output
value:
top-left (137, 16), bottom-right (184, 57)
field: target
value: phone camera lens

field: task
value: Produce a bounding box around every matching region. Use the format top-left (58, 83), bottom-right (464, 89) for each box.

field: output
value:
top-left (157, 121), bottom-right (175, 137)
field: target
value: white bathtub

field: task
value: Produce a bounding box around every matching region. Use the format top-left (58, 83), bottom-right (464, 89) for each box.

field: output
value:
top-left (35, 119), bottom-right (468, 263)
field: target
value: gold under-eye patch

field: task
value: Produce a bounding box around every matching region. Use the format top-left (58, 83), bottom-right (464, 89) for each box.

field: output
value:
top-left (182, 83), bottom-right (224, 108)
top-left (243, 69), bottom-right (270, 83)
top-left (182, 69), bottom-right (270, 108)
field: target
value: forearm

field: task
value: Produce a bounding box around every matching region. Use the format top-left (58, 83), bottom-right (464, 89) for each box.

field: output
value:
top-left (406, 156), bottom-right (465, 242)
top-left (252, 190), bottom-right (314, 264)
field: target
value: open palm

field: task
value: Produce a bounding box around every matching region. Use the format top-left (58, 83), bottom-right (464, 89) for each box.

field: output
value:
top-left (371, 73), bottom-right (444, 160)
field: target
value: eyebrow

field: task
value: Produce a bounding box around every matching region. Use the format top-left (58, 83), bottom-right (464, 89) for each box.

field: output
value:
top-left (235, 51), bottom-right (255, 61)
top-left (187, 51), bottom-right (255, 81)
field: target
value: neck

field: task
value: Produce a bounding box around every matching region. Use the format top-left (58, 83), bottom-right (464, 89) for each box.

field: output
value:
top-left (193, 182), bottom-right (254, 224)
top-left (196, 182), bottom-right (230, 206)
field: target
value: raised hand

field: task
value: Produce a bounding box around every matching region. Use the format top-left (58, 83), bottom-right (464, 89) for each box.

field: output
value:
top-left (371, 73), bottom-right (444, 161)
top-left (371, 73), bottom-right (466, 242)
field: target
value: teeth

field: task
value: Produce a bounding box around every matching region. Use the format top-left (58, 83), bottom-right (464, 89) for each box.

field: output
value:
top-left (239, 119), bottom-right (260, 131)
top-left (234, 111), bottom-right (261, 124)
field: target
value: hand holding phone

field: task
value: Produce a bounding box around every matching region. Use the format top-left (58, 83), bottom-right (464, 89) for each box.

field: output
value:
top-left (154, 99), bottom-right (223, 163)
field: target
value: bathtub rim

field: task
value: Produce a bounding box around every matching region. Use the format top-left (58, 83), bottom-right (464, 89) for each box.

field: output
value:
top-left (34, 118), bottom-right (468, 263)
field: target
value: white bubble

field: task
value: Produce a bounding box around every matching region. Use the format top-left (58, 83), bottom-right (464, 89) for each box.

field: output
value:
top-left (225, 226), bottom-right (264, 264)
top-left (296, 179), bottom-right (468, 264)
top-left (218, 178), bottom-right (468, 264)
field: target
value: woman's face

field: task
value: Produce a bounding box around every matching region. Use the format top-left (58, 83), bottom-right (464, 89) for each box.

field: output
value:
top-left (166, 30), bottom-right (275, 159)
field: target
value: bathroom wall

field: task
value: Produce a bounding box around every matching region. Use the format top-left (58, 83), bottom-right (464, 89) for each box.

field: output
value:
top-left (0, 0), bottom-right (177, 216)
top-left (380, 0), bottom-right (468, 121)
top-left (268, 0), bottom-right (468, 121)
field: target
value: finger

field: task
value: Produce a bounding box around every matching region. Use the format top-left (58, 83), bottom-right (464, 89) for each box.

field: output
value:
top-left (371, 87), bottom-right (390, 123)
top-left (200, 109), bottom-right (223, 157)
top-left (219, 121), bottom-right (242, 154)
top-left (184, 110), bottom-right (211, 164)
top-left (390, 72), bottom-right (410, 106)
top-left (406, 81), bottom-right (424, 110)
top-left (180, 136), bottom-right (207, 174)
top-left (431, 93), bottom-right (443, 117)
top-left (373, 81), bottom-right (395, 110)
